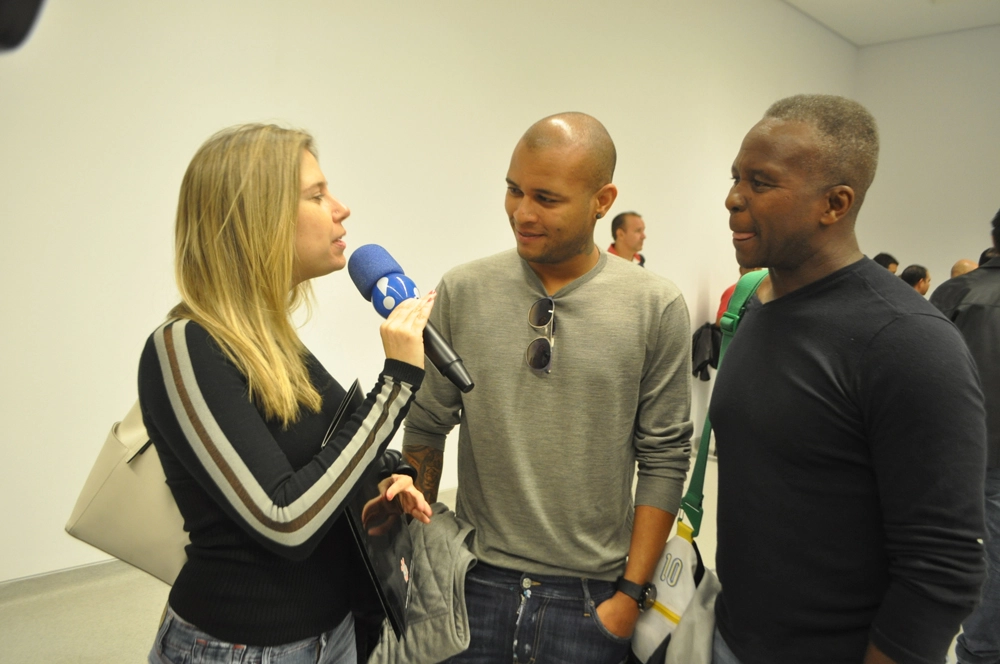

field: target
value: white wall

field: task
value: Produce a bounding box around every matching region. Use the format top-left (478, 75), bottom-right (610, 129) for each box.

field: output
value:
top-left (855, 25), bottom-right (1000, 292)
top-left (0, 0), bottom-right (861, 581)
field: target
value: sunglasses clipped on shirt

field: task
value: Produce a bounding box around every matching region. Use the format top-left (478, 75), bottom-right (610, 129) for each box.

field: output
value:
top-left (526, 297), bottom-right (555, 373)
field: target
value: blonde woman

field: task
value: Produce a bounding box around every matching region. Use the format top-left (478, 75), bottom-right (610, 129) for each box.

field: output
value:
top-left (140, 124), bottom-right (433, 664)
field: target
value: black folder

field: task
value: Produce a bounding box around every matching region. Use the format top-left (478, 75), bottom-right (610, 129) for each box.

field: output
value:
top-left (323, 380), bottom-right (412, 640)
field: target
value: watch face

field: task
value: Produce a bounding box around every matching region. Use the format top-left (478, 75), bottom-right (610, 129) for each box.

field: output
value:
top-left (640, 583), bottom-right (657, 610)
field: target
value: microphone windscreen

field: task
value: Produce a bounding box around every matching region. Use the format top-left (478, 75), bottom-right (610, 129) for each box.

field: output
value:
top-left (348, 244), bottom-right (404, 301)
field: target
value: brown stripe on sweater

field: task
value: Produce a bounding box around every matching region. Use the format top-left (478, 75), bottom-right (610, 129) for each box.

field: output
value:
top-left (163, 322), bottom-right (404, 535)
top-left (291, 383), bottom-right (401, 527)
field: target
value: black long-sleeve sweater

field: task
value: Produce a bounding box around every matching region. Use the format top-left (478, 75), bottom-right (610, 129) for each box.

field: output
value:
top-left (137, 319), bottom-right (423, 645)
top-left (711, 258), bottom-right (986, 664)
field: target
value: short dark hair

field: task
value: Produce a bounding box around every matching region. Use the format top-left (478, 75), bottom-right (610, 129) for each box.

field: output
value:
top-left (611, 211), bottom-right (639, 240)
top-left (764, 94), bottom-right (879, 211)
top-left (872, 253), bottom-right (898, 269)
top-left (899, 264), bottom-right (928, 287)
top-left (980, 247), bottom-right (1000, 266)
top-left (992, 207), bottom-right (1000, 248)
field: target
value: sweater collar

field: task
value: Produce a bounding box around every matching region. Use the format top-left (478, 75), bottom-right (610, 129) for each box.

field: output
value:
top-left (517, 249), bottom-right (608, 298)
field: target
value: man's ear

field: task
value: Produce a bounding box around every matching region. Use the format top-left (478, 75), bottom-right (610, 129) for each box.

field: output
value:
top-left (820, 185), bottom-right (855, 227)
top-left (594, 183), bottom-right (618, 220)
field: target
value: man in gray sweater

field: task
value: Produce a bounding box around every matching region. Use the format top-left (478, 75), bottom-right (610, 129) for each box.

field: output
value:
top-left (403, 112), bottom-right (693, 663)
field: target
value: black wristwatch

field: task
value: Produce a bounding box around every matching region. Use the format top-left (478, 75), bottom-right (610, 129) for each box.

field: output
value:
top-left (616, 576), bottom-right (657, 611)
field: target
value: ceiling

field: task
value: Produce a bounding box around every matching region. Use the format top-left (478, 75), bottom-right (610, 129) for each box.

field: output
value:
top-left (784, 0), bottom-right (1000, 46)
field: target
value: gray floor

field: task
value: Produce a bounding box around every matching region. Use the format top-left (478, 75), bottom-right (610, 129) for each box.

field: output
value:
top-left (0, 559), bottom-right (170, 663)
top-left (0, 473), bottom-right (961, 663)
top-left (0, 489), bottom-right (460, 663)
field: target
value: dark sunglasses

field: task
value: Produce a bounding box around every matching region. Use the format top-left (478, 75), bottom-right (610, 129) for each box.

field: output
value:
top-left (526, 297), bottom-right (555, 372)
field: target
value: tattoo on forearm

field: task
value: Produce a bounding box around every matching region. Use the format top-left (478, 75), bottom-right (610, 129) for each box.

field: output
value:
top-left (403, 444), bottom-right (443, 504)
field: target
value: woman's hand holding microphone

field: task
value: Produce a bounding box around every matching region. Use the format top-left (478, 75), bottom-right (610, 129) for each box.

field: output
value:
top-left (370, 291), bottom-right (436, 525)
top-left (378, 292), bottom-right (436, 369)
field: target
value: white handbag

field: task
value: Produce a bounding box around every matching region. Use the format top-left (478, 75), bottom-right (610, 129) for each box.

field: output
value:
top-left (664, 566), bottom-right (721, 664)
top-left (631, 270), bottom-right (768, 664)
top-left (631, 519), bottom-right (709, 663)
top-left (65, 400), bottom-right (188, 585)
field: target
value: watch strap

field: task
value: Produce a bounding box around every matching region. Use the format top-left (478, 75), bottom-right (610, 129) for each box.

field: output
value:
top-left (615, 576), bottom-right (643, 602)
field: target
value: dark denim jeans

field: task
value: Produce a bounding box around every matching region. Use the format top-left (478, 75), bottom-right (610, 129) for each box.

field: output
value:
top-left (957, 467), bottom-right (1000, 664)
top-left (445, 561), bottom-right (631, 664)
top-left (148, 605), bottom-right (356, 664)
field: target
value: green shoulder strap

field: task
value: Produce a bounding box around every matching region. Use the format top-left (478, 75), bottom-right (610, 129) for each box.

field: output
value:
top-left (679, 269), bottom-right (768, 537)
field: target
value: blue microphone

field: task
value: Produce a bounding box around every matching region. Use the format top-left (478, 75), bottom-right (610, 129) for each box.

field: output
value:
top-left (348, 245), bottom-right (474, 393)
top-left (371, 273), bottom-right (421, 318)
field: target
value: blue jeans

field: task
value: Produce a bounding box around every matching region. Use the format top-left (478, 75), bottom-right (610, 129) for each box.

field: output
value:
top-left (148, 605), bottom-right (356, 664)
top-left (712, 627), bottom-right (743, 664)
top-left (444, 561), bottom-right (631, 664)
top-left (957, 467), bottom-right (1000, 664)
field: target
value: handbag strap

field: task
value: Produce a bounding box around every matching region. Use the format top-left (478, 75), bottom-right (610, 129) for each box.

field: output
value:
top-left (679, 269), bottom-right (768, 537)
top-left (120, 400), bottom-right (152, 462)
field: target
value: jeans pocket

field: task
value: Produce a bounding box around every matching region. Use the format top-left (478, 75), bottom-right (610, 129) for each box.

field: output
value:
top-left (589, 607), bottom-right (633, 645)
top-left (150, 614), bottom-right (189, 664)
top-left (585, 583), bottom-right (633, 648)
top-left (582, 609), bottom-right (631, 664)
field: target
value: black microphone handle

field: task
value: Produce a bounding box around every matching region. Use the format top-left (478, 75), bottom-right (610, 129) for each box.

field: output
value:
top-left (422, 321), bottom-right (475, 393)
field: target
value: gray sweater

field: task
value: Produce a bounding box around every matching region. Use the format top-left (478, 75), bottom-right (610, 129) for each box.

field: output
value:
top-left (403, 249), bottom-right (692, 580)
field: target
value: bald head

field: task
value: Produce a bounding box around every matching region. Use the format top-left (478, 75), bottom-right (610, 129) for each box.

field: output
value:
top-left (951, 258), bottom-right (977, 278)
top-left (518, 112), bottom-right (616, 192)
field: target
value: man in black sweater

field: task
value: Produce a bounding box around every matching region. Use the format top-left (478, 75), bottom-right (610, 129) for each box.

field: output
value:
top-left (711, 94), bottom-right (986, 664)
top-left (930, 208), bottom-right (1000, 664)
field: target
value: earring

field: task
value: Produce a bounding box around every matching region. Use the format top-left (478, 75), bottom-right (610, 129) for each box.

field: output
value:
top-left (596, 212), bottom-right (603, 219)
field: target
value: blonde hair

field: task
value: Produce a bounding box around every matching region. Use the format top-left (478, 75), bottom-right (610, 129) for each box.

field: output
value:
top-left (170, 123), bottom-right (322, 425)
